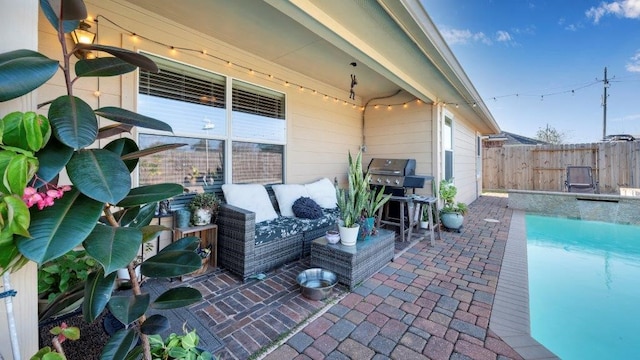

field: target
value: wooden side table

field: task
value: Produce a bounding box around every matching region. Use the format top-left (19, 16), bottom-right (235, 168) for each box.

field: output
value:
top-left (173, 224), bottom-right (218, 268)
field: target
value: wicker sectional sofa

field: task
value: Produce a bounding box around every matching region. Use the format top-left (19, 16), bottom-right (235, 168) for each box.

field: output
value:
top-left (217, 179), bottom-right (339, 281)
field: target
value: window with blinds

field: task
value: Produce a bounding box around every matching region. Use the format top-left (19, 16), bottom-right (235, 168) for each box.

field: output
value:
top-left (232, 80), bottom-right (285, 143)
top-left (136, 54), bottom-right (286, 186)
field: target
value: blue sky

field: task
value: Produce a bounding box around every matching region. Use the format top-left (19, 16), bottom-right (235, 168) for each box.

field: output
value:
top-left (421, 0), bottom-right (640, 143)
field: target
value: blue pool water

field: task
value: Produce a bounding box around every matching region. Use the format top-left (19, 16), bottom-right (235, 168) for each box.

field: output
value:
top-left (526, 214), bottom-right (640, 360)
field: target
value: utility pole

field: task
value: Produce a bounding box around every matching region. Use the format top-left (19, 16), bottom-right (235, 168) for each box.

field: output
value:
top-left (602, 67), bottom-right (609, 140)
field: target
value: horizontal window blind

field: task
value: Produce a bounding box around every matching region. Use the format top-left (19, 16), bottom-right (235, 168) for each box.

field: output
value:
top-left (139, 56), bottom-right (225, 109)
top-left (232, 80), bottom-right (284, 119)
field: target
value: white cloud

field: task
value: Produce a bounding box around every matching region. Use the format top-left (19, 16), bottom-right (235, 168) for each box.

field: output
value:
top-left (496, 30), bottom-right (512, 42)
top-left (440, 28), bottom-right (492, 45)
top-left (586, 0), bottom-right (640, 23)
top-left (626, 51), bottom-right (640, 72)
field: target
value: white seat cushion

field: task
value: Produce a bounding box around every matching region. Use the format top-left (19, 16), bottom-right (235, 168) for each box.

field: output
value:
top-left (222, 184), bottom-right (278, 223)
top-left (305, 178), bottom-right (337, 209)
top-left (272, 184), bottom-right (309, 217)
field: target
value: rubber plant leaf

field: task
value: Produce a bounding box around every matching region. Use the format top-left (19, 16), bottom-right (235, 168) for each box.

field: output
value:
top-left (74, 44), bottom-right (158, 72)
top-left (83, 224), bottom-right (142, 275)
top-left (117, 183), bottom-right (183, 208)
top-left (139, 314), bottom-right (170, 335)
top-left (158, 236), bottom-right (199, 253)
top-left (16, 188), bottom-right (103, 264)
top-left (127, 202), bottom-right (157, 229)
top-left (48, 95), bottom-right (98, 149)
top-left (39, 0), bottom-right (85, 31)
top-left (140, 250), bottom-right (201, 278)
top-left (104, 138), bottom-right (139, 172)
top-left (108, 294), bottom-right (151, 326)
top-left (33, 137), bottom-right (74, 188)
top-left (120, 143), bottom-right (187, 161)
top-left (94, 107), bottom-right (172, 132)
top-left (0, 50), bottom-right (58, 102)
top-left (38, 281), bottom-right (85, 322)
top-left (151, 287), bottom-right (202, 310)
top-left (99, 328), bottom-right (138, 360)
top-left (141, 225), bottom-right (170, 244)
top-left (83, 268), bottom-right (117, 322)
top-left (67, 149), bottom-right (131, 204)
top-left (97, 124), bottom-right (133, 140)
top-left (75, 57), bottom-right (137, 77)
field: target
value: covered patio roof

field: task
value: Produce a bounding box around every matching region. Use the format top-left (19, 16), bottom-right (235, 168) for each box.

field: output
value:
top-left (122, 0), bottom-right (500, 134)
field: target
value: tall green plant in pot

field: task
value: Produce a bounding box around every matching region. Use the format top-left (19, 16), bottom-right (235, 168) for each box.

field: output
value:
top-left (438, 179), bottom-right (468, 232)
top-left (336, 151), bottom-right (369, 246)
top-left (0, 1), bottom-right (205, 359)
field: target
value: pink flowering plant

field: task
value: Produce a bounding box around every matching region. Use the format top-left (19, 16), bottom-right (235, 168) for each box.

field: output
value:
top-left (0, 1), bottom-right (207, 359)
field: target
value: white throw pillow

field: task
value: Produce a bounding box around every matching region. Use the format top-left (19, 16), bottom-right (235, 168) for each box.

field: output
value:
top-left (222, 184), bottom-right (278, 223)
top-left (272, 184), bottom-right (309, 217)
top-left (305, 178), bottom-right (337, 209)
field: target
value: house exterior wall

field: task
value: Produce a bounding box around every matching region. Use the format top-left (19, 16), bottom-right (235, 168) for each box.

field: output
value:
top-left (364, 96), bottom-right (436, 196)
top-left (452, 115), bottom-right (480, 205)
top-left (437, 106), bottom-right (482, 205)
top-left (37, 0), bottom-right (363, 188)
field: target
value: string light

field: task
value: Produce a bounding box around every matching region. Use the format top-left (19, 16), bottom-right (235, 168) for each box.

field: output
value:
top-left (93, 15), bottom-right (450, 111)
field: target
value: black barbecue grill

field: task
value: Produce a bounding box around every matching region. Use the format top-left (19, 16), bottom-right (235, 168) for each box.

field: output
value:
top-left (367, 158), bottom-right (435, 241)
top-left (367, 158), bottom-right (430, 195)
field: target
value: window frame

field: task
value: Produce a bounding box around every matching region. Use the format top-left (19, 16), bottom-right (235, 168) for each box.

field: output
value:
top-left (136, 53), bottom-right (287, 186)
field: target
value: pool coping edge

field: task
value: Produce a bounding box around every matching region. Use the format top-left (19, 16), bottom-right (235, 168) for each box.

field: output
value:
top-left (489, 210), bottom-right (560, 360)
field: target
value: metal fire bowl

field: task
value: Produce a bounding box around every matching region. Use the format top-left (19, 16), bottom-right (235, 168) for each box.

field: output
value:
top-left (296, 268), bottom-right (338, 300)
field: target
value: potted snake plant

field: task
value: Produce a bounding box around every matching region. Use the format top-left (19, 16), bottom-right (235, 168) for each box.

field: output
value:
top-left (336, 151), bottom-right (369, 246)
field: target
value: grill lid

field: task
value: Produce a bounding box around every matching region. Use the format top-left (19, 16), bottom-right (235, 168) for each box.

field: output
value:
top-left (367, 158), bottom-right (416, 176)
top-left (367, 158), bottom-right (417, 187)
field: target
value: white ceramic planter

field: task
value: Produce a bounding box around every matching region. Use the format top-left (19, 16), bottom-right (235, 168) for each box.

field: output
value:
top-left (193, 208), bottom-right (212, 226)
top-left (338, 224), bottom-right (360, 246)
top-left (420, 220), bottom-right (430, 229)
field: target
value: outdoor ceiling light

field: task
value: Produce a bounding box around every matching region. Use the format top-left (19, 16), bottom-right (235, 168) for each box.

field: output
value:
top-left (71, 21), bottom-right (96, 59)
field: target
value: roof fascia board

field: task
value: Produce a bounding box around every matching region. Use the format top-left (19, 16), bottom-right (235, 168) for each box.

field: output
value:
top-left (379, 0), bottom-right (500, 133)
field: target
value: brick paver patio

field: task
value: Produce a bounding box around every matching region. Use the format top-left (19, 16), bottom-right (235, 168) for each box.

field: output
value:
top-left (182, 194), bottom-right (524, 359)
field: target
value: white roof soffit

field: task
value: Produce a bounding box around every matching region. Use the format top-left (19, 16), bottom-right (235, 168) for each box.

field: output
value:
top-left (264, 0), bottom-right (440, 102)
top-left (267, 0), bottom-right (499, 134)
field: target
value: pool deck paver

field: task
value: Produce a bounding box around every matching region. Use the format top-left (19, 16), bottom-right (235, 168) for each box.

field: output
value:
top-left (262, 195), bottom-right (527, 360)
top-left (180, 194), bottom-right (557, 359)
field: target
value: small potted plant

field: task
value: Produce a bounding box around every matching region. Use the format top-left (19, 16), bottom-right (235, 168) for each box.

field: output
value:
top-left (359, 186), bottom-right (391, 241)
top-left (149, 325), bottom-right (213, 360)
top-left (438, 179), bottom-right (468, 231)
top-left (188, 192), bottom-right (219, 226)
top-left (336, 151), bottom-right (369, 246)
top-left (420, 205), bottom-right (431, 229)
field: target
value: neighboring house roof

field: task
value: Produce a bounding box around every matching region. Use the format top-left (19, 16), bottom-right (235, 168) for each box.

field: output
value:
top-left (122, 0), bottom-right (500, 134)
top-left (485, 131), bottom-right (547, 146)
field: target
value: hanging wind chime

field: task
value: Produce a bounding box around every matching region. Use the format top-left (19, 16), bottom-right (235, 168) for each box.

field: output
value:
top-left (349, 62), bottom-right (358, 100)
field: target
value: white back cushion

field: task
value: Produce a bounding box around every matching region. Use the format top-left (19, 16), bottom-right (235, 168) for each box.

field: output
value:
top-left (222, 184), bottom-right (278, 223)
top-left (272, 184), bottom-right (309, 217)
top-left (305, 178), bottom-right (337, 209)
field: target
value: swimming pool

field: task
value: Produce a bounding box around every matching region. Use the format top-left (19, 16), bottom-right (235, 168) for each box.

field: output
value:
top-left (526, 214), bottom-right (640, 360)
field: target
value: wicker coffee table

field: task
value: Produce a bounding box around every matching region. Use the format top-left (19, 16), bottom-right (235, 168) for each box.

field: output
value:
top-left (310, 229), bottom-right (395, 290)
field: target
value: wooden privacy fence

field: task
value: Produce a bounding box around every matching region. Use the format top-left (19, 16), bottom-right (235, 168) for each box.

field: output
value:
top-left (482, 142), bottom-right (640, 194)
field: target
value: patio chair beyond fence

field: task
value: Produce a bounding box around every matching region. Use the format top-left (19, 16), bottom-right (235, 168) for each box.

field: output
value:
top-left (565, 166), bottom-right (599, 193)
